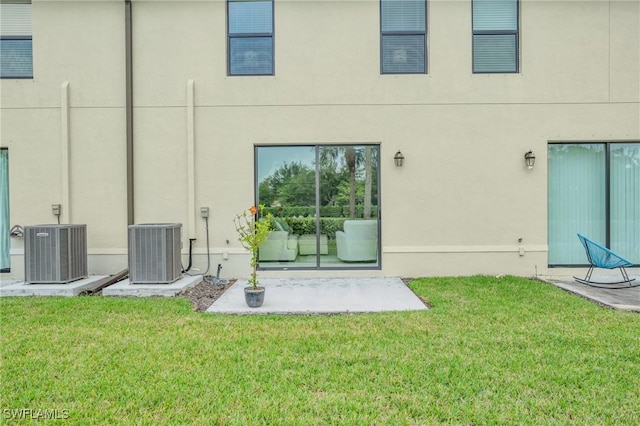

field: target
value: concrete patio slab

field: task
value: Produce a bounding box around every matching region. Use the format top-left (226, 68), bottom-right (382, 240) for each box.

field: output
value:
top-left (207, 277), bottom-right (428, 315)
top-left (545, 277), bottom-right (640, 312)
top-left (102, 275), bottom-right (202, 297)
top-left (0, 276), bottom-right (108, 297)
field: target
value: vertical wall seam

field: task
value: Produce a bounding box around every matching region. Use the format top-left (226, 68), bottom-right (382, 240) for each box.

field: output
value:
top-left (608, 0), bottom-right (611, 103)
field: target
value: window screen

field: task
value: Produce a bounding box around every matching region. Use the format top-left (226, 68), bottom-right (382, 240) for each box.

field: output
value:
top-left (0, 2), bottom-right (33, 78)
top-left (472, 0), bottom-right (518, 73)
top-left (381, 0), bottom-right (427, 74)
top-left (228, 0), bottom-right (274, 76)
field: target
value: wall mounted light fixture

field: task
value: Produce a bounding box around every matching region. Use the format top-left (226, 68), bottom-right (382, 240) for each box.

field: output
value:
top-left (524, 150), bottom-right (536, 169)
top-left (394, 150), bottom-right (405, 167)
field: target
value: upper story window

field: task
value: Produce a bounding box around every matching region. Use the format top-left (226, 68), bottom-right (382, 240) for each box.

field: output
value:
top-left (472, 0), bottom-right (518, 73)
top-left (227, 0), bottom-right (274, 76)
top-left (380, 0), bottom-right (427, 74)
top-left (0, 0), bottom-right (33, 79)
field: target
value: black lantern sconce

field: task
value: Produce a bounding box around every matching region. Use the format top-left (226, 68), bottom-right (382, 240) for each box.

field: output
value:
top-left (394, 150), bottom-right (405, 167)
top-left (524, 150), bottom-right (536, 170)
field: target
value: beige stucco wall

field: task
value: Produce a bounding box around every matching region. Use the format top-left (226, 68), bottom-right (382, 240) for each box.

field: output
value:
top-left (2, 0), bottom-right (639, 280)
top-left (1, 0), bottom-right (127, 276)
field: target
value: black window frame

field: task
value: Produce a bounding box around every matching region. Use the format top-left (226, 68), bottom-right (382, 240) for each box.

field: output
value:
top-left (380, 0), bottom-right (428, 75)
top-left (254, 144), bottom-right (383, 271)
top-left (471, 0), bottom-right (519, 74)
top-left (227, 0), bottom-right (275, 77)
top-left (547, 141), bottom-right (640, 268)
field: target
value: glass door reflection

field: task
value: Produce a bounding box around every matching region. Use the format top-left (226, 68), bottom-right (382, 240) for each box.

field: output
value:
top-left (256, 144), bottom-right (380, 270)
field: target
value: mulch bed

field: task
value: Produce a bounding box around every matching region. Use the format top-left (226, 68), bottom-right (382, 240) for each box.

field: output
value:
top-left (179, 279), bottom-right (236, 312)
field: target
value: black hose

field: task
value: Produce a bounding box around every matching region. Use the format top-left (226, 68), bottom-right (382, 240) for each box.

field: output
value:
top-left (182, 217), bottom-right (211, 277)
top-left (183, 238), bottom-right (196, 272)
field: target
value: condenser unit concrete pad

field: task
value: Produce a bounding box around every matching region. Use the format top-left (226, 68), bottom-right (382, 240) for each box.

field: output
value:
top-left (102, 275), bottom-right (201, 297)
top-left (0, 276), bottom-right (108, 297)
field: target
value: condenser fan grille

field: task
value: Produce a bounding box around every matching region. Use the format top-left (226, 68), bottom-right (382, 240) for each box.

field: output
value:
top-left (25, 225), bottom-right (87, 284)
top-left (128, 223), bottom-right (182, 284)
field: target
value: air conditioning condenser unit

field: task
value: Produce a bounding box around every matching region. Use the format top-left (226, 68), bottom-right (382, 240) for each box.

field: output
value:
top-left (128, 223), bottom-right (182, 284)
top-left (25, 224), bottom-right (88, 284)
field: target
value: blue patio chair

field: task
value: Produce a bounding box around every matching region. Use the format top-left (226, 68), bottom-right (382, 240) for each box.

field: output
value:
top-left (574, 233), bottom-right (638, 289)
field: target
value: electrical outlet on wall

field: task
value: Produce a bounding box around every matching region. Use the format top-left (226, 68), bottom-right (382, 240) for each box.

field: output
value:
top-left (200, 207), bottom-right (209, 218)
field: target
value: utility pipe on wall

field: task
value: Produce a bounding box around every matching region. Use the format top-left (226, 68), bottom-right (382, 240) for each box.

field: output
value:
top-left (61, 81), bottom-right (70, 224)
top-left (125, 0), bottom-right (134, 225)
top-left (187, 79), bottom-right (196, 239)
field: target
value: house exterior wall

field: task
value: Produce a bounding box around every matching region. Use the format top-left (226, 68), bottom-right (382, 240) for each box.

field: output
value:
top-left (1, 0), bottom-right (638, 280)
top-left (1, 0), bottom-right (128, 276)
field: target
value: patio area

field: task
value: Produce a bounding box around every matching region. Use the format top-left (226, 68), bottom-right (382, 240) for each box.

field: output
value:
top-left (546, 276), bottom-right (640, 312)
top-left (206, 277), bottom-right (429, 314)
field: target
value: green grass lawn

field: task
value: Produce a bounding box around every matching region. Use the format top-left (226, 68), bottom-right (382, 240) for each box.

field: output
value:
top-left (1, 276), bottom-right (639, 425)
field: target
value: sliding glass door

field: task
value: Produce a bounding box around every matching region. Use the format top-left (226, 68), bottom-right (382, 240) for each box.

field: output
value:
top-left (548, 142), bottom-right (639, 265)
top-left (610, 144), bottom-right (640, 262)
top-left (548, 144), bottom-right (606, 264)
top-left (256, 144), bottom-right (380, 270)
top-left (1, 148), bottom-right (9, 272)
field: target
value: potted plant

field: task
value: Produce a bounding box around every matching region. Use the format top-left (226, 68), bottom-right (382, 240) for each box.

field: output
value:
top-left (233, 205), bottom-right (273, 307)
